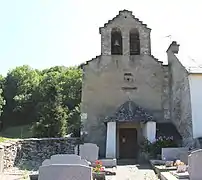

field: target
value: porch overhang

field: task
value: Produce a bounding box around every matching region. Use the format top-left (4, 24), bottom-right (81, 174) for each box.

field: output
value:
top-left (104, 101), bottom-right (155, 123)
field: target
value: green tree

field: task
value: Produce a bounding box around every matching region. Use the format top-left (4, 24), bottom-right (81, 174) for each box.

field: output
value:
top-left (0, 89), bottom-right (5, 117)
top-left (2, 65), bottom-right (40, 127)
top-left (31, 66), bottom-right (82, 137)
top-left (1, 65), bottom-right (82, 137)
top-left (32, 80), bottom-right (68, 137)
top-left (61, 67), bottom-right (82, 111)
top-left (68, 105), bottom-right (81, 137)
top-left (41, 66), bottom-right (82, 110)
top-left (0, 75), bottom-right (6, 117)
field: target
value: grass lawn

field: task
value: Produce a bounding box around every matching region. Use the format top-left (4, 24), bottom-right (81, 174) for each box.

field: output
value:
top-left (0, 124), bottom-right (33, 139)
top-left (0, 136), bottom-right (11, 142)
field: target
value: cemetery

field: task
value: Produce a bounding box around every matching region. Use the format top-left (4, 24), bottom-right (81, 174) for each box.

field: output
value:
top-left (0, 135), bottom-right (201, 180)
top-left (150, 147), bottom-right (202, 180)
top-left (0, 138), bottom-right (118, 180)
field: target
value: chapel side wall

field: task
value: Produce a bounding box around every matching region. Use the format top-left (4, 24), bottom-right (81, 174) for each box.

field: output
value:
top-left (167, 52), bottom-right (193, 146)
top-left (188, 74), bottom-right (202, 139)
top-left (162, 65), bottom-right (170, 122)
top-left (81, 55), bottom-right (165, 157)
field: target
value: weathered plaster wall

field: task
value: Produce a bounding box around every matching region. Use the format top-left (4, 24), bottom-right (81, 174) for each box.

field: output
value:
top-left (162, 65), bottom-right (170, 121)
top-left (0, 138), bottom-right (77, 170)
top-left (167, 48), bottom-right (193, 147)
top-left (188, 74), bottom-right (202, 138)
top-left (81, 55), bottom-right (164, 156)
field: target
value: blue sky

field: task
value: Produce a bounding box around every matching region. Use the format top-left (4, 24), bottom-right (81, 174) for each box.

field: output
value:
top-left (0, 0), bottom-right (201, 75)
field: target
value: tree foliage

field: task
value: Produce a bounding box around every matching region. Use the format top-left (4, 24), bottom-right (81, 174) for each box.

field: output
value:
top-left (2, 65), bottom-right (40, 127)
top-left (0, 65), bottom-right (82, 137)
top-left (32, 91), bottom-right (68, 138)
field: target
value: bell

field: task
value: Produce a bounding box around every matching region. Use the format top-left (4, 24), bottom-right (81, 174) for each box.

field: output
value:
top-left (114, 40), bottom-right (120, 46)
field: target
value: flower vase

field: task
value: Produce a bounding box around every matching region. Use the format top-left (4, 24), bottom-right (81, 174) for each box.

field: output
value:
top-left (92, 171), bottom-right (106, 180)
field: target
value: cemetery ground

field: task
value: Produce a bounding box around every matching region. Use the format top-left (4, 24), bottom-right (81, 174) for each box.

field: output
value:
top-left (1, 138), bottom-right (201, 180)
top-left (1, 145), bottom-right (202, 180)
top-left (0, 164), bottom-right (158, 180)
top-left (0, 140), bottom-right (159, 180)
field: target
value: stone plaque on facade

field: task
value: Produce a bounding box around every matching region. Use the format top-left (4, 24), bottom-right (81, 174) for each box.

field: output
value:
top-left (81, 113), bottom-right (87, 120)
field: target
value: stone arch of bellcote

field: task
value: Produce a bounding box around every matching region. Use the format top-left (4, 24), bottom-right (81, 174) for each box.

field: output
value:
top-left (99, 10), bottom-right (151, 56)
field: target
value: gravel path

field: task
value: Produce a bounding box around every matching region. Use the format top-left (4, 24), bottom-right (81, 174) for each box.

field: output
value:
top-left (106, 165), bottom-right (158, 180)
top-left (1, 164), bottom-right (158, 180)
top-left (0, 174), bottom-right (26, 180)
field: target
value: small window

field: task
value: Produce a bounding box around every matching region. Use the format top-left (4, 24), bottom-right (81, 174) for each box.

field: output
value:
top-left (111, 28), bottom-right (123, 55)
top-left (124, 73), bottom-right (133, 83)
top-left (124, 73), bottom-right (132, 76)
top-left (130, 28), bottom-right (140, 55)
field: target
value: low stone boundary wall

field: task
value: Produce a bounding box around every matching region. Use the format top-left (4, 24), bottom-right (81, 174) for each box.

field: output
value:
top-left (0, 137), bottom-right (78, 171)
top-left (0, 146), bottom-right (3, 173)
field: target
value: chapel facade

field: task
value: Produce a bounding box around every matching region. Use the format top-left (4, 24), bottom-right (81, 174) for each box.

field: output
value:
top-left (80, 10), bottom-right (195, 159)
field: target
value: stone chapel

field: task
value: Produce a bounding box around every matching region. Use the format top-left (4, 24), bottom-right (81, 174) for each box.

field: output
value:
top-left (80, 10), bottom-right (202, 159)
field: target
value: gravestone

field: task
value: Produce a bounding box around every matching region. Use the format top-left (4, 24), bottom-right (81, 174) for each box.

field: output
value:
top-left (188, 149), bottom-right (202, 180)
top-left (38, 164), bottom-right (92, 180)
top-left (42, 154), bottom-right (90, 166)
top-left (75, 143), bottom-right (99, 163)
top-left (51, 154), bottom-right (81, 163)
top-left (179, 151), bottom-right (188, 165)
top-left (42, 159), bottom-right (51, 166)
top-left (0, 145), bottom-right (4, 173)
top-left (161, 148), bottom-right (189, 161)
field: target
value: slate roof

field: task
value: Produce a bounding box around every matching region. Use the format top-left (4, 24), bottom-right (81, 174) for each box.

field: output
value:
top-left (104, 101), bottom-right (155, 123)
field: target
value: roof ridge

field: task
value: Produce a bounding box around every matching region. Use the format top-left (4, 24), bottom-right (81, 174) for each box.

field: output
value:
top-left (149, 54), bottom-right (163, 64)
top-left (79, 55), bottom-right (101, 69)
top-left (99, 9), bottom-right (151, 34)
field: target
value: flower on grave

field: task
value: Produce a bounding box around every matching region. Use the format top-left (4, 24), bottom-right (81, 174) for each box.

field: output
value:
top-left (174, 160), bottom-right (185, 166)
top-left (95, 160), bottom-right (102, 165)
top-left (93, 160), bottom-right (104, 173)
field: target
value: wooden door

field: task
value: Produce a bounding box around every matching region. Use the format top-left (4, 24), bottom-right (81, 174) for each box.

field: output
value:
top-left (119, 128), bottom-right (138, 159)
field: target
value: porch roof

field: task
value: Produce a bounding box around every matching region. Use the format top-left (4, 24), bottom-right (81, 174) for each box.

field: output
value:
top-left (104, 101), bottom-right (155, 123)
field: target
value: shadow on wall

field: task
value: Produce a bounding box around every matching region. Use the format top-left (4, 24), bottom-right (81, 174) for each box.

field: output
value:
top-left (156, 122), bottom-right (182, 145)
top-left (198, 137), bottom-right (202, 148)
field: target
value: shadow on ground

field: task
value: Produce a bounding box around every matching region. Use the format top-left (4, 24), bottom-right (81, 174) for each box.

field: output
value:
top-left (117, 159), bottom-right (137, 165)
top-left (117, 159), bottom-right (152, 168)
top-left (136, 163), bottom-right (153, 170)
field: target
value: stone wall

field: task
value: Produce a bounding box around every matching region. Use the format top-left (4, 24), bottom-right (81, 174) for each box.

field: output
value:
top-left (0, 137), bottom-right (77, 171)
